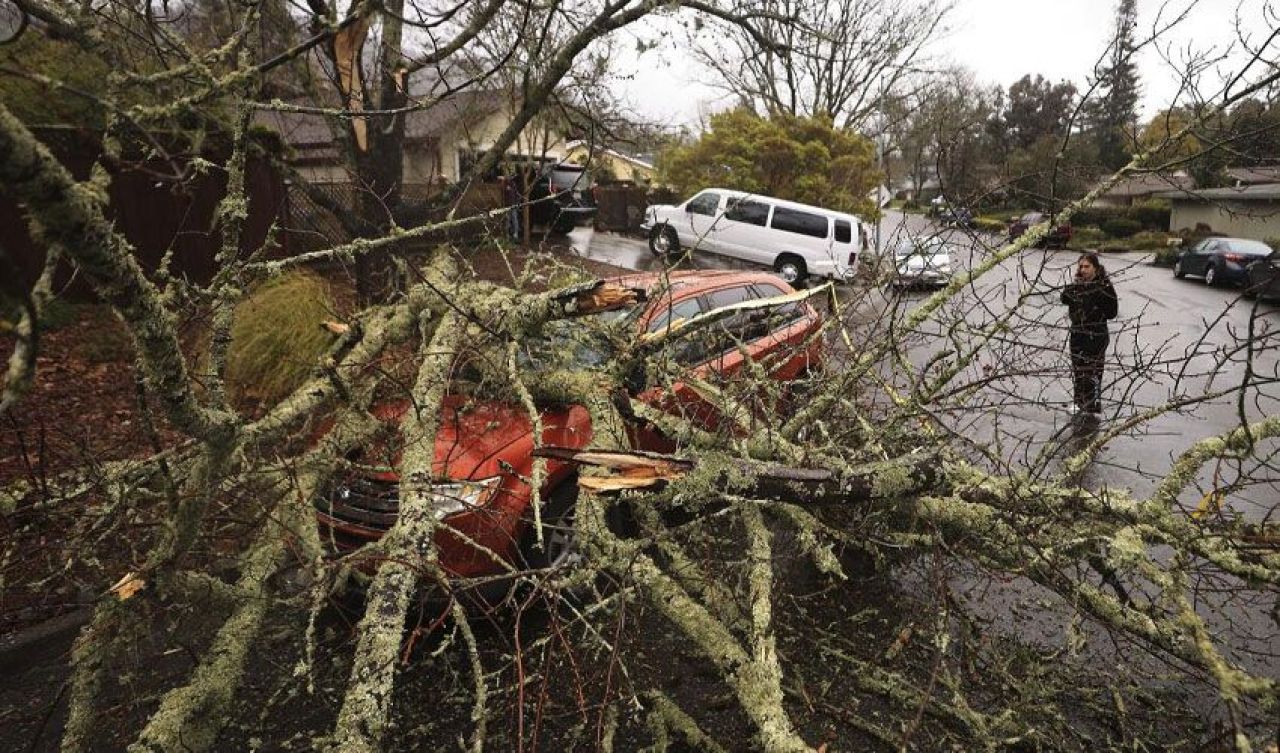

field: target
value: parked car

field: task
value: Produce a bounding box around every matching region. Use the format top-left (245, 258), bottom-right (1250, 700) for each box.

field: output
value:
top-left (1246, 254), bottom-right (1280, 300)
top-left (641, 188), bottom-right (867, 285)
top-left (517, 163), bottom-right (597, 234)
top-left (1173, 236), bottom-right (1275, 287)
top-left (315, 271), bottom-right (823, 591)
top-left (937, 205), bottom-right (975, 229)
top-left (1007, 212), bottom-right (1072, 249)
top-left (891, 238), bottom-right (954, 289)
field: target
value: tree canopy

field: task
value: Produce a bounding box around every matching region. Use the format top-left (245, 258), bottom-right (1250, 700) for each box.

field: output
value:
top-left (658, 108), bottom-right (882, 216)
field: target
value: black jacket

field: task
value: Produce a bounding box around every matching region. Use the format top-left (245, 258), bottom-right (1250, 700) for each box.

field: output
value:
top-left (1061, 278), bottom-right (1118, 338)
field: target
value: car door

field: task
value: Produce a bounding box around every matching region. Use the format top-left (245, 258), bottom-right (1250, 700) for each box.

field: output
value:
top-left (636, 284), bottom-right (757, 434)
top-left (715, 198), bottom-right (774, 264)
top-left (680, 191), bottom-right (722, 252)
top-left (748, 281), bottom-right (821, 380)
top-left (1188, 239), bottom-right (1217, 275)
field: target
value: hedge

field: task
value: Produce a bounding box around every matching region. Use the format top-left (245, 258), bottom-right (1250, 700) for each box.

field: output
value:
top-left (1070, 204), bottom-right (1170, 233)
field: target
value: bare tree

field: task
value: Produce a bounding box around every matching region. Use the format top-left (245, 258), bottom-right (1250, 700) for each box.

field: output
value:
top-left (690, 0), bottom-right (952, 130)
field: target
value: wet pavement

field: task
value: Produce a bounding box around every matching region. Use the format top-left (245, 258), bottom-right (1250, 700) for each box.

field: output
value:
top-left (565, 213), bottom-right (1280, 516)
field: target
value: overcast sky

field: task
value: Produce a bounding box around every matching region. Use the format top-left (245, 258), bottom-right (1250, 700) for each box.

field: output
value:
top-left (615, 0), bottom-right (1276, 128)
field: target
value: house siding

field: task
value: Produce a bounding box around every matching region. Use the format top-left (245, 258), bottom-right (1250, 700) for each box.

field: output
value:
top-left (438, 107), bottom-right (566, 182)
top-left (562, 145), bottom-right (655, 184)
top-left (1169, 199), bottom-right (1280, 240)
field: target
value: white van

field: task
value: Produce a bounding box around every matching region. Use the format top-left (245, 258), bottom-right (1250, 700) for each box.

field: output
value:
top-left (641, 188), bottom-right (867, 284)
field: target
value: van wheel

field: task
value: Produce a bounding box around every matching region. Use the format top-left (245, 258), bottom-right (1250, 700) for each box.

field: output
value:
top-left (649, 225), bottom-right (679, 256)
top-left (775, 255), bottom-right (807, 285)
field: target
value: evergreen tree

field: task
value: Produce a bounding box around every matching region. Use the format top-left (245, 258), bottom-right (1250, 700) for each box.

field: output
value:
top-left (1085, 0), bottom-right (1142, 170)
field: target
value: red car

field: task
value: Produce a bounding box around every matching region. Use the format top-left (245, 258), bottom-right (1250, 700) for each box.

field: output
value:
top-left (315, 271), bottom-right (823, 586)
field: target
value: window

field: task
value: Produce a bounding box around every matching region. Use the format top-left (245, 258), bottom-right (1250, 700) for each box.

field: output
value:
top-left (771, 207), bottom-right (829, 238)
top-left (752, 282), bottom-right (800, 320)
top-left (687, 192), bottom-right (720, 216)
top-left (725, 199), bottom-right (770, 226)
top-left (707, 286), bottom-right (756, 310)
top-left (834, 219), bottom-right (852, 244)
top-left (647, 297), bottom-right (704, 334)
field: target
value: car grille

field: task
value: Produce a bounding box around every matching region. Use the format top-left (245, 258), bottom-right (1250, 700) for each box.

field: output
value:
top-left (314, 477), bottom-right (400, 549)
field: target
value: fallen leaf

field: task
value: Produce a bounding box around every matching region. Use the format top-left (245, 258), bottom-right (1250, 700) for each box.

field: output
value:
top-left (109, 572), bottom-right (146, 601)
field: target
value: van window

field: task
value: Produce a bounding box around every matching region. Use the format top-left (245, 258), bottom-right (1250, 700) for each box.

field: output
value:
top-left (834, 220), bottom-right (852, 244)
top-left (687, 192), bottom-right (720, 216)
top-left (772, 207), bottom-right (829, 239)
top-left (725, 199), bottom-right (770, 226)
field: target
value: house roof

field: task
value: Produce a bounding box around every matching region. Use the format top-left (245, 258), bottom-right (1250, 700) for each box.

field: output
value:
top-left (1097, 172), bottom-right (1194, 197)
top-left (1226, 166), bottom-right (1280, 185)
top-left (1155, 182), bottom-right (1280, 202)
top-left (253, 89), bottom-right (509, 158)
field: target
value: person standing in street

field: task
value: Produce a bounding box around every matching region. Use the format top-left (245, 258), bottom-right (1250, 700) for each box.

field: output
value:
top-left (1061, 252), bottom-right (1118, 414)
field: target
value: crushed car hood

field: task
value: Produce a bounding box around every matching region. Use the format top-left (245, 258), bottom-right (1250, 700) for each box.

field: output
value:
top-left (367, 395), bottom-right (588, 481)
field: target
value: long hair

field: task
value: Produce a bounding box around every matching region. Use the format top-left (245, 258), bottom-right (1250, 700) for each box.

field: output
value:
top-left (1079, 252), bottom-right (1109, 281)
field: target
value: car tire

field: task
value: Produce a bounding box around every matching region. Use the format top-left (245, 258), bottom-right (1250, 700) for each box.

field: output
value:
top-left (520, 483), bottom-right (581, 571)
top-left (1204, 264), bottom-right (1219, 287)
top-left (1173, 259), bottom-right (1185, 279)
top-left (774, 255), bottom-right (807, 285)
top-left (551, 215), bottom-right (577, 235)
top-left (518, 481), bottom-right (634, 573)
top-left (649, 225), bottom-right (678, 257)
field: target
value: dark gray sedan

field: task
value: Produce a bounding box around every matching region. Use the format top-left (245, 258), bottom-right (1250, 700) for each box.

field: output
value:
top-left (1173, 237), bottom-right (1274, 287)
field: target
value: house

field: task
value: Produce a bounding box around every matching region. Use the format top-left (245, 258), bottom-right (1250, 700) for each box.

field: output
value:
top-left (561, 140), bottom-right (657, 184)
top-left (1090, 171), bottom-right (1194, 207)
top-left (255, 89), bottom-right (571, 186)
top-left (1156, 183), bottom-right (1280, 241)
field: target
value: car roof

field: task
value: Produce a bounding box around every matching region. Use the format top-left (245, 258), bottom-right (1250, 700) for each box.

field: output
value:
top-left (609, 269), bottom-right (794, 296)
top-left (694, 187), bottom-right (863, 222)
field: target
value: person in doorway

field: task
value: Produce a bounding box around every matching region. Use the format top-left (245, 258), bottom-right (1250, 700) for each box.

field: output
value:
top-left (1061, 252), bottom-right (1118, 414)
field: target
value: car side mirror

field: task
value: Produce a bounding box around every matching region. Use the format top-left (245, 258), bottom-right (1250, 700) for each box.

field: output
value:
top-left (685, 204), bottom-right (694, 213)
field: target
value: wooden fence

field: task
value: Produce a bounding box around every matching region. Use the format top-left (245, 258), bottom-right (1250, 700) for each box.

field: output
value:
top-left (1, 127), bottom-right (286, 300)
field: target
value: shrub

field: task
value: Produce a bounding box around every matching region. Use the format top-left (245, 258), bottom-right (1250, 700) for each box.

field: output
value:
top-left (1100, 217), bottom-right (1143, 238)
top-left (1072, 205), bottom-right (1170, 234)
top-left (1068, 226), bottom-right (1107, 248)
top-left (1129, 231), bottom-right (1177, 250)
top-left (224, 272), bottom-right (338, 407)
top-left (1154, 244), bottom-right (1181, 266)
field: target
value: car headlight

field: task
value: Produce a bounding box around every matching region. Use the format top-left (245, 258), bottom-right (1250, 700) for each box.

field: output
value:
top-left (422, 477), bottom-right (501, 520)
